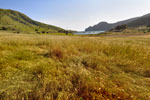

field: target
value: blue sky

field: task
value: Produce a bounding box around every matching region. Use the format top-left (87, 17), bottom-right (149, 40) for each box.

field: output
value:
top-left (0, 0), bottom-right (150, 31)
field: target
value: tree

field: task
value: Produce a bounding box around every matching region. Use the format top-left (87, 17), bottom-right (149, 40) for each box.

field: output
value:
top-left (35, 29), bottom-right (38, 31)
top-left (41, 31), bottom-right (45, 34)
top-left (1, 26), bottom-right (7, 30)
top-left (17, 31), bottom-right (20, 34)
top-left (65, 31), bottom-right (69, 35)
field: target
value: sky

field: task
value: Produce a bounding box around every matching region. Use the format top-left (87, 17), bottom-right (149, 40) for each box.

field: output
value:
top-left (0, 0), bottom-right (150, 31)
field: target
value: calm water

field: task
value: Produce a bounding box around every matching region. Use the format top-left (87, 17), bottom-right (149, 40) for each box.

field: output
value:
top-left (74, 31), bottom-right (105, 35)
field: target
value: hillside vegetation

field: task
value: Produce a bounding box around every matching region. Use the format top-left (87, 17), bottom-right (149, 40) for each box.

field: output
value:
top-left (0, 31), bottom-right (150, 100)
top-left (0, 9), bottom-right (64, 34)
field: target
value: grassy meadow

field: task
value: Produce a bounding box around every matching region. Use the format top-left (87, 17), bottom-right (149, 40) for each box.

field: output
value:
top-left (0, 31), bottom-right (150, 100)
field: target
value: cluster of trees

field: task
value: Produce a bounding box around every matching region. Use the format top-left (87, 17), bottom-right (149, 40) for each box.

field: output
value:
top-left (0, 26), bottom-right (20, 34)
top-left (58, 30), bottom-right (73, 35)
top-left (114, 24), bottom-right (127, 31)
top-left (13, 31), bottom-right (20, 34)
top-left (110, 24), bottom-right (127, 32)
top-left (35, 29), bottom-right (49, 34)
top-left (35, 29), bottom-right (73, 35)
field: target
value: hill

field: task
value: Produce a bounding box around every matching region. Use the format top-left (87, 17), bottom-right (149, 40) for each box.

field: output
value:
top-left (128, 13), bottom-right (150, 27)
top-left (0, 9), bottom-right (64, 34)
top-left (85, 13), bottom-right (150, 31)
top-left (85, 17), bottom-right (138, 31)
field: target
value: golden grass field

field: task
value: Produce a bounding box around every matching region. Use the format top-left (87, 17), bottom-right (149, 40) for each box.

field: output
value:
top-left (0, 31), bottom-right (150, 100)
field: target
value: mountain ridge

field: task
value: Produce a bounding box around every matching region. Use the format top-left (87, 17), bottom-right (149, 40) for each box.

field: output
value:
top-left (85, 13), bottom-right (150, 31)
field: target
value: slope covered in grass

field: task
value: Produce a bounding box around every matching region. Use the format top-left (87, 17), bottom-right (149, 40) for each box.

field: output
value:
top-left (0, 32), bottom-right (150, 100)
top-left (0, 9), bottom-right (64, 34)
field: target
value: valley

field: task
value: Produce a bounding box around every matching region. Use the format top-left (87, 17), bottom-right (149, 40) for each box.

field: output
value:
top-left (0, 7), bottom-right (150, 100)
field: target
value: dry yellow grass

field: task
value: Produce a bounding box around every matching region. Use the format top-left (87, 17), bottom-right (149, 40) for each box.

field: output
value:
top-left (0, 32), bottom-right (150, 100)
